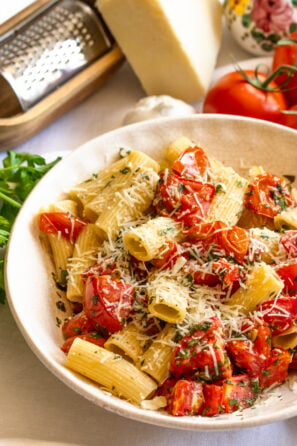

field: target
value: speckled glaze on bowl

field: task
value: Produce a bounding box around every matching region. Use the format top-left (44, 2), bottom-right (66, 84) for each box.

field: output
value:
top-left (224, 0), bottom-right (297, 56)
top-left (5, 114), bottom-right (297, 430)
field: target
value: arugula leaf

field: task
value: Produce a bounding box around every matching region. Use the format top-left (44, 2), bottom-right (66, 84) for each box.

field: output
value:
top-left (0, 151), bottom-right (61, 304)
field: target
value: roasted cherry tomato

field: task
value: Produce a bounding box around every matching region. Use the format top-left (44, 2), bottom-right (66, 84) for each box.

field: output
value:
top-left (170, 317), bottom-right (232, 381)
top-left (259, 348), bottom-right (291, 389)
top-left (186, 258), bottom-right (243, 290)
top-left (61, 332), bottom-right (106, 354)
top-left (185, 221), bottom-right (250, 264)
top-left (150, 240), bottom-right (180, 269)
top-left (81, 257), bottom-right (118, 282)
top-left (221, 375), bottom-right (258, 413)
top-left (167, 380), bottom-right (204, 416)
top-left (276, 263), bottom-right (297, 296)
top-left (62, 311), bottom-right (95, 339)
top-left (83, 275), bottom-right (134, 334)
top-left (226, 339), bottom-right (265, 378)
top-left (280, 231), bottom-right (297, 258)
top-left (252, 322), bottom-right (272, 360)
top-left (203, 70), bottom-right (287, 123)
top-left (171, 146), bottom-right (210, 180)
top-left (39, 212), bottom-right (88, 242)
top-left (258, 296), bottom-right (297, 335)
top-left (289, 351), bottom-right (297, 370)
top-left (200, 384), bottom-right (223, 417)
top-left (272, 31), bottom-right (297, 106)
top-left (153, 172), bottom-right (215, 226)
top-left (244, 173), bottom-right (294, 219)
top-left (279, 105), bottom-right (297, 129)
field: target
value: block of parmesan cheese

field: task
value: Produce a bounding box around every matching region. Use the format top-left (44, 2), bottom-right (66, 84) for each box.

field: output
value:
top-left (96, 0), bottom-right (223, 102)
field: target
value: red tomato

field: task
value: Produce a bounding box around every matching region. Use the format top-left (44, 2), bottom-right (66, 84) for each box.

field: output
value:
top-left (153, 172), bottom-right (215, 225)
top-left (170, 318), bottom-right (232, 380)
top-left (61, 332), bottom-right (106, 354)
top-left (222, 375), bottom-right (258, 413)
top-left (252, 322), bottom-right (272, 360)
top-left (83, 275), bottom-right (134, 334)
top-left (200, 384), bottom-right (223, 417)
top-left (62, 311), bottom-right (95, 339)
top-left (276, 263), bottom-right (297, 296)
top-left (203, 70), bottom-right (287, 123)
top-left (289, 351), bottom-right (297, 370)
top-left (187, 258), bottom-right (243, 290)
top-left (189, 264), bottom-right (220, 287)
top-left (272, 31), bottom-right (297, 106)
top-left (212, 258), bottom-right (244, 289)
top-left (167, 380), bottom-right (204, 416)
top-left (259, 348), bottom-right (291, 389)
top-left (39, 212), bottom-right (88, 242)
top-left (185, 221), bottom-right (250, 263)
top-left (280, 231), bottom-right (297, 258)
top-left (226, 339), bottom-right (265, 378)
top-left (279, 105), bottom-right (297, 129)
top-left (150, 240), bottom-right (179, 269)
top-left (156, 378), bottom-right (178, 400)
top-left (81, 257), bottom-right (119, 282)
top-left (171, 146), bottom-right (210, 180)
top-left (258, 296), bottom-right (297, 335)
top-left (244, 173), bottom-right (294, 219)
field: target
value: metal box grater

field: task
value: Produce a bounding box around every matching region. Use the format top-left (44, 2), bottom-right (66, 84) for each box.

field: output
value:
top-left (0, 0), bottom-right (124, 149)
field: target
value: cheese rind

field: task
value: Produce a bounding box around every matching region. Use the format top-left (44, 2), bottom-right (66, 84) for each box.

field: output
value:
top-left (96, 0), bottom-right (223, 102)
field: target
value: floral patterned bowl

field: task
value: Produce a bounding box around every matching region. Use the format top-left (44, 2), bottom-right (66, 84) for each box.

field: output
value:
top-left (224, 0), bottom-right (297, 56)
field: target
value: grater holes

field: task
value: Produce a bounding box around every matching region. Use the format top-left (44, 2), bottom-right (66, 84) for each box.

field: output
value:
top-left (0, 0), bottom-right (111, 109)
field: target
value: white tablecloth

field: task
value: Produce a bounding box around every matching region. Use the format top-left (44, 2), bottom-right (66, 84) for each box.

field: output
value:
top-left (1, 4), bottom-right (297, 446)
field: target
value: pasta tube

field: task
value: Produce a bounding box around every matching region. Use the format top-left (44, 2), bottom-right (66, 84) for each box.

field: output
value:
top-left (84, 151), bottom-right (160, 221)
top-left (65, 338), bottom-right (157, 404)
top-left (104, 322), bottom-right (149, 364)
top-left (227, 263), bottom-right (284, 314)
top-left (274, 207), bottom-right (297, 230)
top-left (95, 168), bottom-right (159, 240)
top-left (147, 275), bottom-right (189, 323)
top-left (41, 200), bottom-right (79, 286)
top-left (140, 324), bottom-right (176, 384)
top-left (272, 325), bottom-right (297, 349)
top-left (164, 136), bottom-right (194, 164)
top-left (66, 224), bottom-right (101, 302)
top-left (123, 217), bottom-right (182, 261)
top-left (250, 227), bottom-right (282, 264)
top-left (69, 156), bottom-right (129, 207)
top-left (207, 162), bottom-right (248, 226)
top-left (47, 233), bottom-right (73, 287)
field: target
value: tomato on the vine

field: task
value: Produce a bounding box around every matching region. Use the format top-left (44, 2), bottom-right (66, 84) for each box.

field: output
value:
top-left (203, 69), bottom-right (287, 123)
top-left (279, 104), bottom-right (297, 130)
top-left (272, 31), bottom-right (297, 106)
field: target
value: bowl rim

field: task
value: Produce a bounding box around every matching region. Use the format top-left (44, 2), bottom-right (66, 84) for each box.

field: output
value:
top-left (5, 114), bottom-right (297, 431)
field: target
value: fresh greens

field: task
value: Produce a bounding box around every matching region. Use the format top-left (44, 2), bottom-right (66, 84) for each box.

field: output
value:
top-left (0, 151), bottom-right (61, 304)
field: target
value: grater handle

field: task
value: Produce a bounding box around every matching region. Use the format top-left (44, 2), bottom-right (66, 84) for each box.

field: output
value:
top-left (0, 46), bottom-right (124, 150)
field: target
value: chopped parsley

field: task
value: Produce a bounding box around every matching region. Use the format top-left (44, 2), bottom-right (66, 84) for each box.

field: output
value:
top-left (0, 151), bottom-right (61, 305)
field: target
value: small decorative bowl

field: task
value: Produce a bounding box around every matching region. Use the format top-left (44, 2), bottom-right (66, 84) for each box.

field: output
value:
top-left (224, 0), bottom-right (297, 56)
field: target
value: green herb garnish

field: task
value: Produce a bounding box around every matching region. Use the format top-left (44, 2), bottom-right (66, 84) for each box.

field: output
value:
top-left (0, 151), bottom-right (61, 304)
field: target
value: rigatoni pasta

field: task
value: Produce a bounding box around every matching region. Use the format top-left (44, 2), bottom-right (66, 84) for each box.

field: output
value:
top-left (65, 338), bottom-right (157, 404)
top-left (37, 140), bottom-right (297, 419)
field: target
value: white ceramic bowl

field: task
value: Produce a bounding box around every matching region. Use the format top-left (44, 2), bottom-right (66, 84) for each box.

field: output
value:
top-left (5, 114), bottom-right (297, 430)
